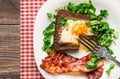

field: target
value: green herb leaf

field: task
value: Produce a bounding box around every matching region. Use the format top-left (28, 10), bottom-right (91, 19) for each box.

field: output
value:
top-left (86, 20), bottom-right (116, 47)
top-left (65, 0), bottom-right (108, 20)
top-left (47, 13), bottom-right (52, 18)
top-left (66, 1), bottom-right (96, 15)
top-left (106, 47), bottom-right (114, 55)
top-left (47, 13), bottom-right (56, 19)
top-left (42, 21), bottom-right (55, 52)
top-left (86, 54), bottom-right (101, 69)
top-left (90, 14), bottom-right (97, 20)
top-left (97, 10), bottom-right (108, 20)
top-left (66, 2), bottom-right (77, 12)
top-left (113, 32), bottom-right (118, 39)
top-left (59, 17), bottom-right (68, 26)
top-left (106, 64), bottom-right (115, 76)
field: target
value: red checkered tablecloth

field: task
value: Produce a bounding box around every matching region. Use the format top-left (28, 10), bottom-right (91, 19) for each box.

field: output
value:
top-left (21, 0), bottom-right (46, 79)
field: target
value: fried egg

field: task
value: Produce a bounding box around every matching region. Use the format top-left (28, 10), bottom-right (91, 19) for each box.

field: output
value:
top-left (60, 19), bottom-right (92, 54)
top-left (60, 20), bottom-right (92, 44)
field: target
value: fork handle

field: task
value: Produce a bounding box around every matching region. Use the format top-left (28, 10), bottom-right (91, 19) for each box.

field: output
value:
top-left (105, 52), bottom-right (120, 67)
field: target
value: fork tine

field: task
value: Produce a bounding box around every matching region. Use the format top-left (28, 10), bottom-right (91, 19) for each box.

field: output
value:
top-left (87, 35), bottom-right (100, 45)
top-left (80, 35), bottom-right (96, 49)
top-left (80, 34), bottom-right (97, 46)
top-left (77, 38), bottom-right (94, 52)
top-left (86, 36), bottom-right (101, 51)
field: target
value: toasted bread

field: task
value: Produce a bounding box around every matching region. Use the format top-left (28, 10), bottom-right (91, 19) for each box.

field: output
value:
top-left (53, 10), bottom-right (90, 51)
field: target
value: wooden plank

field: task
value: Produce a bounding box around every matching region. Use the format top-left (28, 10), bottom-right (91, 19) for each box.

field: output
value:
top-left (0, 25), bottom-right (20, 78)
top-left (0, 0), bottom-right (20, 24)
top-left (0, 67), bottom-right (20, 79)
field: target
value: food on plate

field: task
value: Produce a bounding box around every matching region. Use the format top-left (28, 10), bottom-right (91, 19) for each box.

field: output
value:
top-left (53, 10), bottom-right (93, 51)
top-left (87, 67), bottom-right (103, 79)
top-left (40, 51), bottom-right (104, 74)
top-left (105, 64), bottom-right (115, 76)
top-left (42, 21), bottom-right (55, 52)
top-left (40, 0), bottom-right (118, 79)
top-left (86, 20), bottom-right (117, 47)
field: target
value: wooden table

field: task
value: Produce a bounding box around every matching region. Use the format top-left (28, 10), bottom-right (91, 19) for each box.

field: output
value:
top-left (0, 0), bottom-right (20, 79)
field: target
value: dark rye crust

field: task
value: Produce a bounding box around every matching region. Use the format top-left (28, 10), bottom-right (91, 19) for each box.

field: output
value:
top-left (53, 10), bottom-right (90, 51)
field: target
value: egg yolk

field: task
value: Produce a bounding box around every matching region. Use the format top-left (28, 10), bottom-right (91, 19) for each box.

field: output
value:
top-left (72, 23), bottom-right (88, 36)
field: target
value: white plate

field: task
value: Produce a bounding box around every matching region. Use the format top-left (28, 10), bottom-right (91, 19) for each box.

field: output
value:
top-left (34, 0), bottom-right (120, 79)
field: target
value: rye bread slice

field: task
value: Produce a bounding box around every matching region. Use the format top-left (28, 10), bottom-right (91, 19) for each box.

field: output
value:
top-left (53, 10), bottom-right (90, 51)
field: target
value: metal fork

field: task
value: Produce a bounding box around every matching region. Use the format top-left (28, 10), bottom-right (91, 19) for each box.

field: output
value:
top-left (77, 34), bottom-right (120, 66)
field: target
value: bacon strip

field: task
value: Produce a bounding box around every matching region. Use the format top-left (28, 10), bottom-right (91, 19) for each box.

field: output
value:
top-left (87, 67), bottom-right (103, 79)
top-left (40, 51), bottom-right (104, 76)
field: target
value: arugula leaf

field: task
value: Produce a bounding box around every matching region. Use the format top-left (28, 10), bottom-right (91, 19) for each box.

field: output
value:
top-left (59, 17), bottom-right (68, 26)
top-left (47, 13), bottom-right (53, 18)
top-left (90, 14), bottom-right (97, 20)
top-left (113, 32), bottom-right (118, 39)
top-left (106, 64), bottom-right (115, 75)
top-left (42, 21), bottom-right (55, 52)
top-left (86, 20), bottom-right (116, 47)
top-left (86, 54), bottom-right (101, 69)
top-left (66, 0), bottom-right (96, 16)
top-left (65, 0), bottom-right (109, 21)
top-left (67, 2), bottom-right (77, 12)
top-left (106, 47), bottom-right (114, 55)
top-left (97, 10), bottom-right (108, 20)
top-left (47, 13), bottom-right (56, 19)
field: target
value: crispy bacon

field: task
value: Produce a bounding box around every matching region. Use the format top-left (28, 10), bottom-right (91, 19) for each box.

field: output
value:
top-left (40, 51), bottom-right (104, 76)
top-left (87, 67), bottom-right (103, 79)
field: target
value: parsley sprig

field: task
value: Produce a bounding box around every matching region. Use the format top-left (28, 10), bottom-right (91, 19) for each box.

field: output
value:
top-left (86, 20), bottom-right (117, 47)
top-left (42, 21), bottom-right (55, 52)
top-left (59, 17), bottom-right (68, 26)
top-left (106, 64), bottom-right (115, 75)
top-left (65, 0), bottom-right (108, 20)
top-left (86, 54), bottom-right (101, 69)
